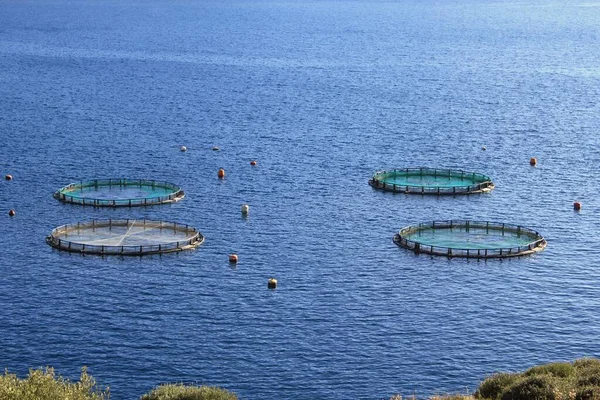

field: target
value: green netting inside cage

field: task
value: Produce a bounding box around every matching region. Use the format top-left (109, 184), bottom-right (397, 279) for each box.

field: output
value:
top-left (54, 179), bottom-right (184, 207)
top-left (393, 220), bottom-right (546, 258)
top-left (46, 219), bottom-right (203, 256)
top-left (369, 168), bottom-right (494, 194)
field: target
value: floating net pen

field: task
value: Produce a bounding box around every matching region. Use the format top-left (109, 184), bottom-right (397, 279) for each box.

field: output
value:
top-left (53, 179), bottom-right (185, 207)
top-left (394, 220), bottom-right (546, 258)
top-left (46, 219), bottom-right (204, 256)
top-left (369, 168), bottom-right (494, 195)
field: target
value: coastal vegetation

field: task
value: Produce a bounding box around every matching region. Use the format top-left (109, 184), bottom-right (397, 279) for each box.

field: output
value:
top-left (472, 358), bottom-right (600, 400)
top-left (0, 367), bottom-right (108, 400)
top-left (404, 358), bottom-right (600, 400)
top-left (2, 359), bottom-right (600, 399)
top-left (140, 384), bottom-right (237, 400)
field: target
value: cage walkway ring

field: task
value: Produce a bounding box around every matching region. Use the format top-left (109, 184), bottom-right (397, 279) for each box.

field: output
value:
top-left (46, 219), bottom-right (204, 256)
top-left (393, 220), bottom-right (546, 258)
top-left (54, 179), bottom-right (185, 207)
top-left (369, 168), bottom-right (494, 195)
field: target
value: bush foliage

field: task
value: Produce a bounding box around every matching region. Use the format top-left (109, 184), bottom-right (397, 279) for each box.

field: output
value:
top-left (5, 359), bottom-right (600, 400)
top-left (140, 383), bottom-right (238, 400)
top-left (473, 358), bottom-right (600, 400)
top-left (0, 367), bottom-right (109, 400)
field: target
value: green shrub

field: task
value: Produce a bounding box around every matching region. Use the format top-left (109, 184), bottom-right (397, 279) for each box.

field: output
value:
top-left (0, 366), bottom-right (109, 400)
top-left (475, 373), bottom-right (520, 400)
top-left (574, 359), bottom-right (600, 388)
top-left (574, 359), bottom-right (600, 372)
top-left (500, 375), bottom-right (559, 400)
top-left (578, 376), bottom-right (600, 388)
top-left (524, 362), bottom-right (576, 379)
top-left (575, 386), bottom-right (600, 400)
top-left (140, 384), bottom-right (237, 400)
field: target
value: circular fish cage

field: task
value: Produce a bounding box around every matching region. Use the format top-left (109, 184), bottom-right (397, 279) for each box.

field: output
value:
top-left (53, 179), bottom-right (185, 207)
top-left (393, 220), bottom-right (546, 258)
top-left (46, 219), bottom-right (204, 256)
top-left (369, 168), bottom-right (494, 195)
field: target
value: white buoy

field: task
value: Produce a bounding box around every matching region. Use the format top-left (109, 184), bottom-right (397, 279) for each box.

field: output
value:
top-left (481, 146), bottom-right (487, 151)
top-left (180, 146), bottom-right (187, 152)
top-left (241, 204), bottom-right (250, 215)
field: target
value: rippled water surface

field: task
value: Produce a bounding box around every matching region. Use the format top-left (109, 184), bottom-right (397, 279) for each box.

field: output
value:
top-left (1, 1), bottom-right (600, 399)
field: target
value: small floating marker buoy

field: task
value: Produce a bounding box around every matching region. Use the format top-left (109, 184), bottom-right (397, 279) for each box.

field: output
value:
top-left (530, 157), bottom-right (537, 166)
top-left (241, 204), bottom-right (250, 215)
top-left (212, 146), bottom-right (220, 151)
top-left (180, 146), bottom-right (187, 152)
top-left (574, 201), bottom-right (582, 211)
top-left (218, 168), bottom-right (225, 179)
top-left (4, 174), bottom-right (12, 181)
top-left (250, 160), bottom-right (257, 166)
top-left (229, 254), bottom-right (238, 263)
top-left (268, 278), bottom-right (277, 289)
top-left (481, 146), bottom-right (486, 151)
top-left (8, 209), bottom-right (15, 217)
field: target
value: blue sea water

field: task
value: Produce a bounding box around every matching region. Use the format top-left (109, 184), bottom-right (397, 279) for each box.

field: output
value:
top-left (1, 0), bottom-right (600, 399)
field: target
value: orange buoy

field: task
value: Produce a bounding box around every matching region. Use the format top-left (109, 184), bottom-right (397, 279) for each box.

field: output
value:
top-left (574, 201), bottom-right (582, 211)
top-left (8, 209), bottom-right (15, 217)
top-left (4, 174), bottom-right (12, 181)
top-left (250, 160), bottom-right (257, 166)
top-left (530, 157), bottom-right (537, 166)
top-left (229, 254), bottom-right (238, 263)
top-left (267, 278), bottom-right (277, 289)
top-left (218, 168), bottom-right (225, 179)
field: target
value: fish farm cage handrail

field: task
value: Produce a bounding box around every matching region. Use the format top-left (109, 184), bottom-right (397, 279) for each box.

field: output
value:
top-left (54, 179), bottom-right (185, 207)
top-left (394, 236), bottom-right (546, 258)
top-left (394, 220), bottom-right (546, 259)
top-left (69, 178), bottom-right (181, 189)
top-left (372, 182), bottom-right (493, 193)
top-left (369, 167), bottom-right (494, 195)
top-left (374, 167), bottom-right (493, 181)
top-left (46, 219), bottom-right (204, 256)
top-left (398, 220), bottom-right (542, 237)
top-left (396, 235), bottom-right (546, 253)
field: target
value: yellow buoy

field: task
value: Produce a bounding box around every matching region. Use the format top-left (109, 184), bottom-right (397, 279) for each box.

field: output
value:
top-left (268, 278), bottom-right (277, 289)
top-left (241, 204), bottom-right (249, 215)
top-left (4, 174), bottom-right (12, 181)
top-left (218, 168), bottom-right (225, 179)
top-left (180, 146), bottom-right (187, 152)
top-left (8, 209), bottom-right (15, 217)
top-left (574, 201), bottom-right (582, 211)
top-left (530, 157), bottom-right (537, 166)
top-left (229, 254), bottom-right (238, 263)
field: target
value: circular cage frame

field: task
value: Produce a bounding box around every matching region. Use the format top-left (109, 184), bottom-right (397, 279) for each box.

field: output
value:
top-left (393, 220), bottom-right (546, 258)
top-left (53, 179), bottom-right (185, 207)
top-left (369, 168), bottom-right (494, 195)
top-left (46, 219), bottom-right (204, 256)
